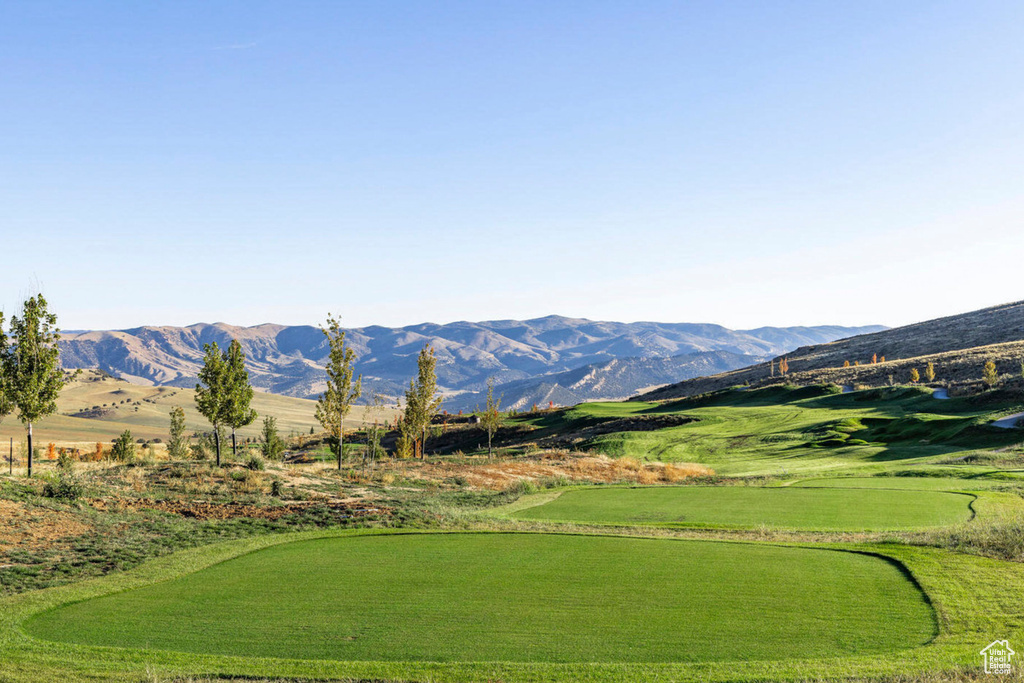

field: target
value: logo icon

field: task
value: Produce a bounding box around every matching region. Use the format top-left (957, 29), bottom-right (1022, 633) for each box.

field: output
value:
top-left (981, 640), bottom-right (1015, 675)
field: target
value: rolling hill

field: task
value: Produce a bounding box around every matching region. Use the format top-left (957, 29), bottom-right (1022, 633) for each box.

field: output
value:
top-left (0, 370), bottom-right (395, 446)
top-left (641, 300), bottom-right (1024, 400)
top-left (59, 317), bottom-right (884, 408)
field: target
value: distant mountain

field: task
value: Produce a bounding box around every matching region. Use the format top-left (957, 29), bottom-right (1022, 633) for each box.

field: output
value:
top-left (640, 300), bottom-right (1024, 400)
top-left (59, 316), bottom-right (885, 406)
top-left (446, 350), bottom-right (766, 411)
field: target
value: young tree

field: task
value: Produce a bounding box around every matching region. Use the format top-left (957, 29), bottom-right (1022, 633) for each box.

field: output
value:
top-left (403, 345), bottom-right (442, 459)
top-left (479, 377), bottom-right (502, 459)
top-left (314, 315), bottom-right (362, 471)
top-left (0, 314), bottom-right (14, 459)
top-left (195, 342), bottom-right (229, 466)
top-left (224, 340), bottom-right (257, 460)
top-left (909, 367), bottom-right (920, 384)
top-left (111, 429), bottom-right (135, 462)
top-left (363, 392), bottom-right (388, 472)
top-left (2, 296), bottom-right (70, 478)
top-left (924, 362), bottom-right (936, 383)
top-left (259, 416), bottom-right (285, 460)
top-left (842, 360), bottom-right (850, 368)
top-left (167, 406), bottom-right (190, 460)
top-left (872, 354), bottom-right (878, 364)
top-left (983, 360), bottom-right (998, 387)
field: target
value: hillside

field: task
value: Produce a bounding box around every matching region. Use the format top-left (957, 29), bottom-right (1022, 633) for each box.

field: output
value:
top-left (641, 300), bottom-right (1024, 400)
top-left (448, 350), bottom-right (763, 411)
top-left (59, 317), bottom-right (884, 406)
top-left (0, 370), bottom-right (394, 445)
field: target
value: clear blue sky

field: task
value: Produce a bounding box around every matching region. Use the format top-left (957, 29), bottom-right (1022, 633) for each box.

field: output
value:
top-left (2, 1), bottom-right (1023, 331)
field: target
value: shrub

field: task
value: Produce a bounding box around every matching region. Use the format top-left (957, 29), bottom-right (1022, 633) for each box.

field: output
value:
top-left (245, 455), bottom-right (266, 471)
top-left (56, 449), bottom-right (74, 471)
top-left (270, 479), bottom-right (283, 497)
top-left (503, 479), bottom-right (538, 496)
top-left (42, 473), bottom-right (84, 501)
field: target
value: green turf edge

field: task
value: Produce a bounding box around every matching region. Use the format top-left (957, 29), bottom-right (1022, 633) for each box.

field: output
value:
top-left (492, 484), bottom-right (983, 532)
top-left (0, 529), bottom-right (1017, 683)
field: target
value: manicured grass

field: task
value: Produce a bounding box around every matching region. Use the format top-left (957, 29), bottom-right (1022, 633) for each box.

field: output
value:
top-left (511, 486), bottom-right (974, 530)
top-left (24, 532), bottom-right (935, 664)
top-left (551, 386), bottom-right (1024, 477)
top-left (790, 476), bottom-right (1018, 490)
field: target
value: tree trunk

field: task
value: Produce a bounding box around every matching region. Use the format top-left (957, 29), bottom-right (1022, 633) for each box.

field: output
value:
top-left (231, 428), bottom-right (237, 460)
top-left (488, 431), bottom-right (492, 459)
top-left (214, 428), bottom-right (222, 467)
top-left (342, 413), bottom-right (350, 473)
top-left (27, 422), bottom-right (33, 478)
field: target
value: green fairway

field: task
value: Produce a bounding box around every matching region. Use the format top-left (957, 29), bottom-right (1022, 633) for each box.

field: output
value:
top-left (790, 476), bottom-right (1019, 490)
top-left (513, 386), bottom-right (1024, 477)
top-left (511, 486), bottom-right (974, 530)
top-left (24, 533), bottom-right (936, 664)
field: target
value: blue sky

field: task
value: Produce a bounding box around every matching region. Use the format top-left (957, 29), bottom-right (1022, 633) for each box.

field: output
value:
top-left (2, 1), bottom-right (1023, 331)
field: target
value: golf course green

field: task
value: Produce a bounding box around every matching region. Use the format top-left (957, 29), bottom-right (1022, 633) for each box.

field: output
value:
top-left (25, 533), bottom-right (936, 663)
top-left (511, 486), bottom-right (974, 530)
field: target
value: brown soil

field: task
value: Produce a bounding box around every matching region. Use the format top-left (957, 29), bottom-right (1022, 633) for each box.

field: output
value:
top-left (0, 500), bottom-right (93, 551)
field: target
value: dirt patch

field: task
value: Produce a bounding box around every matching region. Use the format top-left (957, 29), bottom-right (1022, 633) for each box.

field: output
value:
top-left (88, 498), bottom-right (390, 521)
top-left (0, 500), bottom-right (93, 551)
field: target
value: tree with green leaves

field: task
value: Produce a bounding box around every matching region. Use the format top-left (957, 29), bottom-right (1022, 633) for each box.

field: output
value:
top-left (259, 416), bottom-right (285, 460)
top-left (314, 315), bottom-right (362, 471)
top-left (167, 406), bottom-right (190, 459)
top-left (195, 342), bottom-right (230, 466)
top-left (2, 295), bottom-right (70, 478)
top-left (403, 344), bottom-right (442, 459)
top-left (480, 377), bottom-right (502, 459)
top-left (111, 429), bottom-right (135, 462)
top-left (224, 340), bottom-right (258, 460)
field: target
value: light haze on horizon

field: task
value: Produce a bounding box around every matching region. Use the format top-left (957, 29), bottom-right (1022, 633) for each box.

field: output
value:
top-left (2, 1), bottom-right (1023, 332)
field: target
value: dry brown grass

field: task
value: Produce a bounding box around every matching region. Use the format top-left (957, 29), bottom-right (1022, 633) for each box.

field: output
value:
top-left (0, 499), bottom-right (93, 552)
top-left (661, 462), bottom-right (715, 482)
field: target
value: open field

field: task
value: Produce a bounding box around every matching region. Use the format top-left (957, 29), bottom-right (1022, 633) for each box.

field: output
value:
top-left (0, 370), bottom-right (396, 446)
top-left (510, 486), bottom-right (975, 530)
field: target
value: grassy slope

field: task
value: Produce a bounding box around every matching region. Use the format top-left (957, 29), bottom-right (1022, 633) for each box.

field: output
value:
top-left (512, 486), bottom-right (974, 530)
top-left (532, 386), bottom-right (1023, 477)
top-left (23, 532), bottom-right (934, 663)
top-left (0, 371), bottom-right (394, 445)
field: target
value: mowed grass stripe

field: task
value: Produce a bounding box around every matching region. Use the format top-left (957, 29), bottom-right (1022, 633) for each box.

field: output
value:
top-left (25, 533), bottom-right (936, 664)
top-left (512, 487), bottom-right (973, 530)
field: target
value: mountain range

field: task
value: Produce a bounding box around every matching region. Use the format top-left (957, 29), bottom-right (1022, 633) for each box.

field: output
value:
top-left (58, 316), bottom-right (885, 410)
top-left (640, 300), bottom-right (1024, 400)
